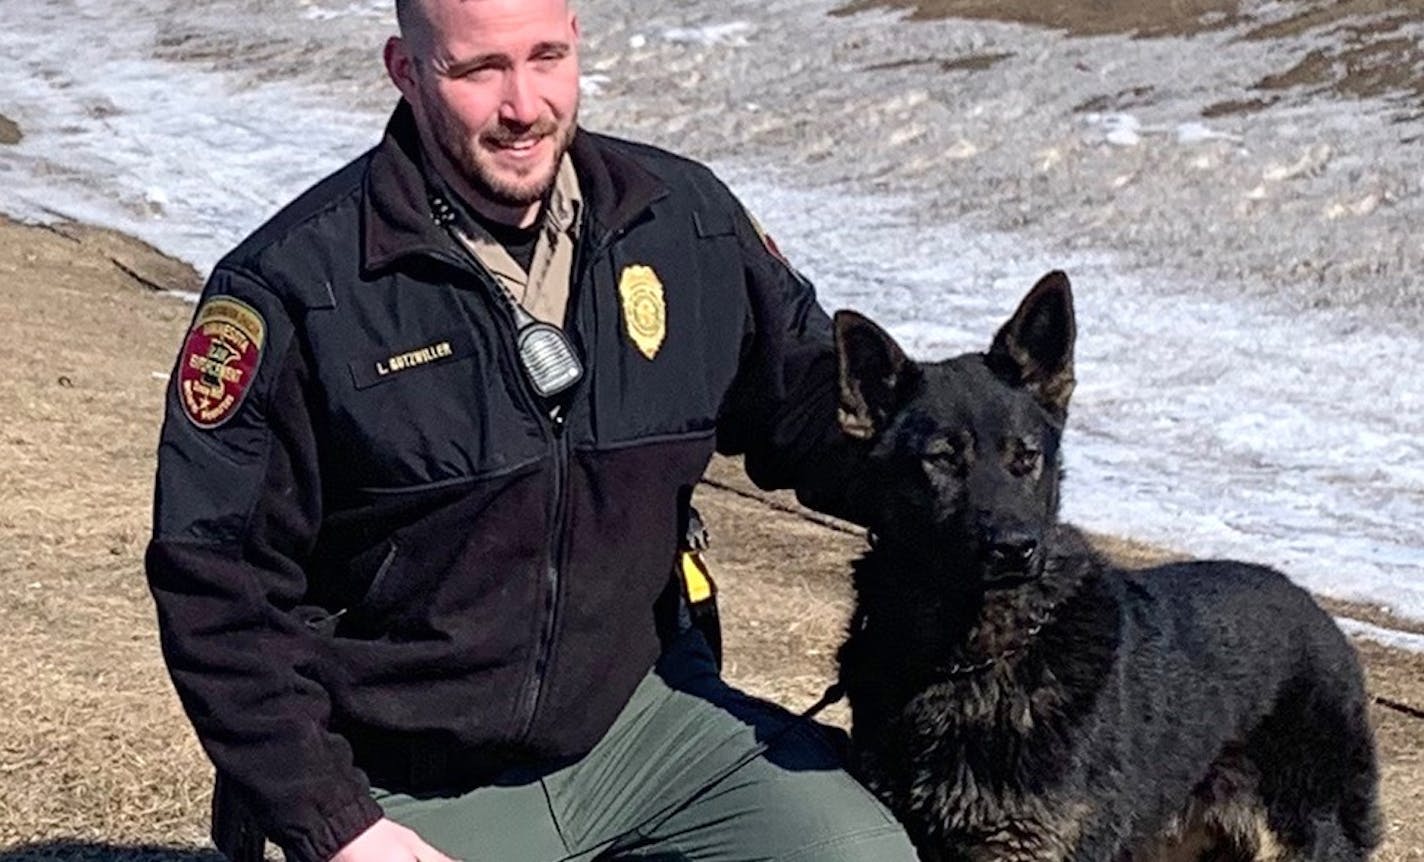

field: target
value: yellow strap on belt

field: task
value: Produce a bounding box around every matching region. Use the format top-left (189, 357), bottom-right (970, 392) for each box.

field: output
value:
top-left (680, 552), bottom-right (713, 604)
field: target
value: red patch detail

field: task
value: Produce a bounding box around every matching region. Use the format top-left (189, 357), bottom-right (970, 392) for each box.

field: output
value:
top-left (178, 296), bottom-right (266, 429)
top-left (762, 231), bottom-right (789, 265)
top-left (748, 211), bottom-right (795, 269)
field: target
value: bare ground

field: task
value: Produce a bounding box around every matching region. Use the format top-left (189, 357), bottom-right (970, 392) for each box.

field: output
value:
top-left (0, 217), bottom-right (1419, 860)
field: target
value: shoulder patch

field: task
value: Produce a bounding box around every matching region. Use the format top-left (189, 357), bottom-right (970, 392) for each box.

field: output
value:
top-left (747, 212), bottom-right (790, 266)
top-left (178, 295), bottom-right (267, 429)
top-left (746, 209), bottom-right (814, 289)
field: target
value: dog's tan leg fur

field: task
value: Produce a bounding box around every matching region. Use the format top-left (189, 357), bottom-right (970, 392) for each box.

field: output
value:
top-left (1144, 797), bottom-right (1294, 862)
top-left (1148, 808), bottom-right (1215, 862)
top-left (962, 803), bottom-right (1092, 862)
top-left (1205, 799), bottom-right (1291, 862)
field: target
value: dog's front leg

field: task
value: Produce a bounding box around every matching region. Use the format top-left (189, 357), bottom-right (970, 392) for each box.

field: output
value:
top-left (964, 808), bottom-right (1091, 862)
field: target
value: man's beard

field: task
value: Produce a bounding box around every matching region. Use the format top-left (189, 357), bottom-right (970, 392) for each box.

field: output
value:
top-left (430, 105), bottom-right (576, 208)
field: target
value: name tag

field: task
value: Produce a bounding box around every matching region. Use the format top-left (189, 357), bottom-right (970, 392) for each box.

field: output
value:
top-left (349, 331), bottom-right (474, 390)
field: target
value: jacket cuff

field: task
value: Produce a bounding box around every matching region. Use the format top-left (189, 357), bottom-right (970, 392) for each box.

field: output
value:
top-left (283, 792), bottom-right (385, 862)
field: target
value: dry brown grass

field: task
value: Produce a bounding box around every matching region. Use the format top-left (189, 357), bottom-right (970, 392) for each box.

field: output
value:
top-left (0, 216), bottom-right (1419, 860)
top-left (0, 220), bottom-right (214, 860)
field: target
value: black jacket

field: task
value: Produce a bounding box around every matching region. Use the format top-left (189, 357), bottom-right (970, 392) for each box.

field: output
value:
top-left (146, 103), bottom-right (860, 862)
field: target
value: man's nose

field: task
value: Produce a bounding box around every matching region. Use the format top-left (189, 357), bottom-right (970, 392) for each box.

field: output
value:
top-left (500, 69), bottom-right (543, 126)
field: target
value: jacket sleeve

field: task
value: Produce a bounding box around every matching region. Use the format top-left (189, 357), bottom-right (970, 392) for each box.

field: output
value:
top-left (713, 199), bottom-right (873, 526)
top-left (145, 267), bottom-right (382, 862)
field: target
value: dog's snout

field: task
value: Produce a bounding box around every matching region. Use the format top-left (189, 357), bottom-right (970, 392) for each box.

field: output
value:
top-left (979, 522), bottom-right (1041, 578)
top-left (988, 531), bottom-right (1038, 566)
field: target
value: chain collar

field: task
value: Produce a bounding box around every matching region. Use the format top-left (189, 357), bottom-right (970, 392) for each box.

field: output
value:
top-left (927, 612), bottom-right (1053, 681)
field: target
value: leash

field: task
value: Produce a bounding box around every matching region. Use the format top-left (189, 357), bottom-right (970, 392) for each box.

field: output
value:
top-left (595, 680), bottom-right (847, 856)
top-left (697, 476), bottom-right (865, 538)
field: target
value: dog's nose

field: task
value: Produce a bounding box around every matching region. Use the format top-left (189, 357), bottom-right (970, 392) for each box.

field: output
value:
top-left (986, 531), bottom-right (1039, 569)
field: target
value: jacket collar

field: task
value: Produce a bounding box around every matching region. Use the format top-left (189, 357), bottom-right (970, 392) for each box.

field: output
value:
top-left (362, 101), bottom-right (668, 277)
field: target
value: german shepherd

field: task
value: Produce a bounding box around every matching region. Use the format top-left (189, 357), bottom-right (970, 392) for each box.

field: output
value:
top-left (833, 272), bottom-right (1380, 861)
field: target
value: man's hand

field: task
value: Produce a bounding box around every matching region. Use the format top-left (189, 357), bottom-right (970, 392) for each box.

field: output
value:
top-left (330, 817), bottom-right (457, 862)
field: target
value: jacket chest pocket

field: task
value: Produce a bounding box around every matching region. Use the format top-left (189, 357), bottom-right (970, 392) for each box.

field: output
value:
top-left (591, 220), bottom-right (747, 446)
top-left (347, 330), bottom-right (476, 391)
top-left (318, 316), bottom-right (546, 492)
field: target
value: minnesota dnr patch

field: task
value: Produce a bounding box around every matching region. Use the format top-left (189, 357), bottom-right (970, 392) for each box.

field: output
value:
top-left (618, 264), bottom-right (666, 360)
top-left (178, 296), bottom-right (266, 428)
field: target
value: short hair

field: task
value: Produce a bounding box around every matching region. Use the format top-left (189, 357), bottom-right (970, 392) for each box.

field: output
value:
top-left (395, 0), bottom-right (436, 59)
top-left (394, 0), bottom-right (420, 38)
top-left (395, 0), bottom-right (572, 55)
top-left (396, 0), bottom-right (573, 36)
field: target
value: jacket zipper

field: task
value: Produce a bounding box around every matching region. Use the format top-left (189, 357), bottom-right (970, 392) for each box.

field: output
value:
top-left (359, 542), bottom-right (400, 609)
top-left (432, 202), bottom-right (632, 743)
top-left (430, 234), bottom-right (578, 744)
top-left (514, 222), bottom-right (627, 742)
top-left (524, 413), bottom-right (571, 740)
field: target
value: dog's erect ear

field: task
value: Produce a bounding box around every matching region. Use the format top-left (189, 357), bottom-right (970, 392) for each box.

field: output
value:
top-left (835, 310), bottom-right (919, 440)
top-left (987, 271), bottom-right (1076, 421)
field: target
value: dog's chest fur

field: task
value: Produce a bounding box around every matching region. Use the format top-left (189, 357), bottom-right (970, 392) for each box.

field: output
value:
top-left (839, 533), bottom-right (1122, 858)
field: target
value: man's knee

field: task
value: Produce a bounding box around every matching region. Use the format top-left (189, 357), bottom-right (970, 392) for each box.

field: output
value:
top-left (779, 823), bottom-right (919, 862)
top-left (771, 774), bottom-right (916, 860)
top-left (725, 726), bottom-right (918, 860)
top-left (665, 777), bottom-right (916, 862)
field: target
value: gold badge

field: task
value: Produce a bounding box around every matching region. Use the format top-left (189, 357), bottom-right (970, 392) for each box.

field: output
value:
top-left (618, 264), bottom-right (666, 360)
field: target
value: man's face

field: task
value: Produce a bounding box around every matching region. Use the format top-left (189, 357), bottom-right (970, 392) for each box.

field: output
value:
top-left (388, 0), bottom-right (580, 213)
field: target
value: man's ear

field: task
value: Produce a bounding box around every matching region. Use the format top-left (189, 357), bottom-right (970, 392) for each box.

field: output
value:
top-left (384, 36), bottom-right (418, 100)
top-left (987, 270), bottom-right (1076, 421)
top-left (834, 310), bottom-right (919, 440)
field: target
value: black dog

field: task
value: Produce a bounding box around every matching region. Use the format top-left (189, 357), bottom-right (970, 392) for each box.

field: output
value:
top-left (833, 272), bottom-right (1380, 861)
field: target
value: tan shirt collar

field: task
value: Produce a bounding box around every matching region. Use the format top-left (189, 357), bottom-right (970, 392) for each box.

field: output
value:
top-left (457, 155), bottom-right (583, 327)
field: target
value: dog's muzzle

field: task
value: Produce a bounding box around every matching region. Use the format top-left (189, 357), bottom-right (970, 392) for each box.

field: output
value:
top-left (980, 528), bottom-right (1044, 585)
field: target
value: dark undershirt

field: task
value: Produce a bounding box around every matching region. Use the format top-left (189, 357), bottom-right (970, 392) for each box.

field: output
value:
top-left (467, 207), bottom-right (541, 274)
top-left (421, 145), bottom-right (545, 274)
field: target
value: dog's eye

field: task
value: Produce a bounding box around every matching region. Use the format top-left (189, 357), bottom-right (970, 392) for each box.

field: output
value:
top-left (921, 438), bottom-right (965, 473)
top-left (1008, 447), bottom-right (1042, 478)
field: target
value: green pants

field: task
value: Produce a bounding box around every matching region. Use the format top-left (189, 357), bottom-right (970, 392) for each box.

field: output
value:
top-left (372, 631), bottom-right (916, 861)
